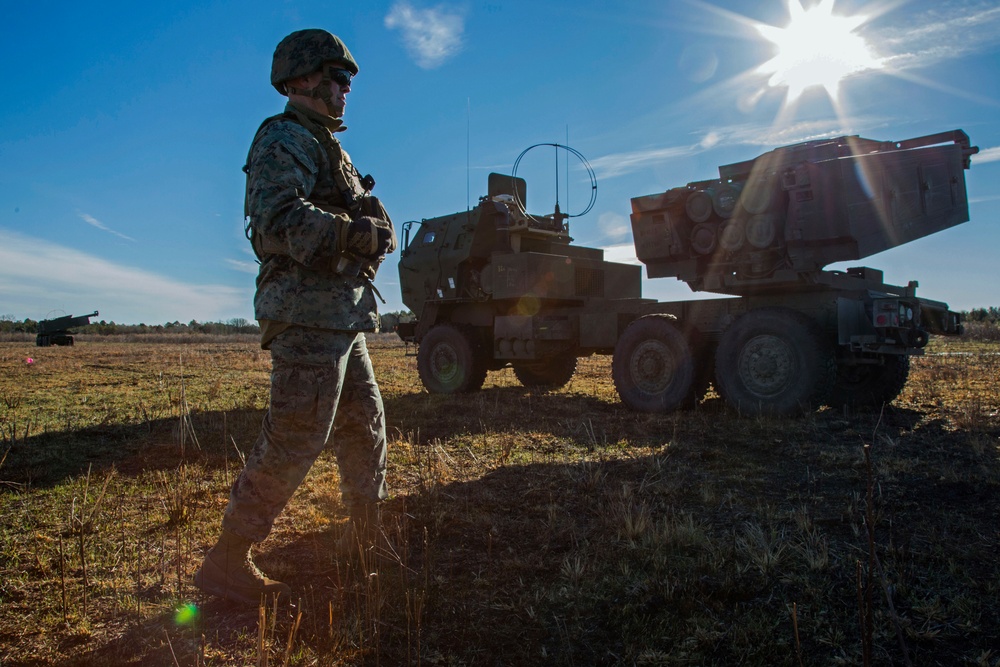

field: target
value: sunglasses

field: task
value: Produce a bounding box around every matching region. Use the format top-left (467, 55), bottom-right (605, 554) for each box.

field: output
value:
top-left (326, 67), bottom-right (353, 88)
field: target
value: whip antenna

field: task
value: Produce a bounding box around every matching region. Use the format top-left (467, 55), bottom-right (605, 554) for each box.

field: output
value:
top-left (466, 98), bottom-right (471, 213)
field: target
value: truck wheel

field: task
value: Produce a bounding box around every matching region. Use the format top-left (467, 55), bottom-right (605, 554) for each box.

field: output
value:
top-left (827, 355), bottom-right (910, 409)
top-left (513, 354), bottom-right (577, 389)
top-left (613, 315), bottom-right (695, 413)
top-left (715, 308), bottom-right (836, 417)
top-left (417, 324), bottom-right (488, 394)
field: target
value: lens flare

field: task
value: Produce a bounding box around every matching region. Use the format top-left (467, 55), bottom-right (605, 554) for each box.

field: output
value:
top-left (174, 602), bottom-right (198, 626)
top-left (756, 0), bottom-right (883, 103)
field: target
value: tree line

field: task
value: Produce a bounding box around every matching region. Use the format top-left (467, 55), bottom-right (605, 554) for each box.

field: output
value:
top-left (0, 312), bottom-right (416, 336)
top-left (1, 308), bottom-right (993, 337)
top-left (962, 307), bottom-right (1000, 324)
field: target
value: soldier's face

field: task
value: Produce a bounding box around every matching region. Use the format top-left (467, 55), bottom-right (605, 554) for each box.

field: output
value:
top-left (291, 68), bottom-right (351, 118)
top-left (325, 71), bottom-right (351, 118)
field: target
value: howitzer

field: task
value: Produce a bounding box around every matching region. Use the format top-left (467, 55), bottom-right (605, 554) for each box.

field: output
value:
top-left (36, 311), bottom-right (98, 347)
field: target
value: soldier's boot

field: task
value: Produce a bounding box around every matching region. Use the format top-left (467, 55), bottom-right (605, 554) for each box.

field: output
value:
top-left (193, 530), bottom-right (290, 605)
top-left (335, 503), bottom-right (396, 562)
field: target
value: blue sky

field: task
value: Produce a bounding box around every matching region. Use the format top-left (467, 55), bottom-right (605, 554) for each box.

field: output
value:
top-left (2, 0), bottom-right (998, 325)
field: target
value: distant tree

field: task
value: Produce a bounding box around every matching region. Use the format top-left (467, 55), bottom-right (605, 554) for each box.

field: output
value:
top-left (380, 312), bottom-right (399, 331)
top-left (966, 308), bottom-right (988, 323)
top-left (962, 307), bottom-right (1000, 324)
top-left (379, 310), bottom-right (415, 332)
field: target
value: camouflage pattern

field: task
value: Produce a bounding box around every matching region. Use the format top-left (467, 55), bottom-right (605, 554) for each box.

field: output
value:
top-left (271, 29), bottom-right (358, 94)
top-left (247, 101), bottom-right (379, 332)
top-left (220, 78), bottom-right (390, 545)
top-left (222, 327), bottom-right (387, 543)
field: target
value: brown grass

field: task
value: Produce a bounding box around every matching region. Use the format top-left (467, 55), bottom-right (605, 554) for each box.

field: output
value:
top-left (1, 335), bottom-right (998, 666)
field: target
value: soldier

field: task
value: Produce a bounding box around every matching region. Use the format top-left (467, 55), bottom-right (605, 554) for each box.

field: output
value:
top-left (194, 28), bottom-right (396, 605)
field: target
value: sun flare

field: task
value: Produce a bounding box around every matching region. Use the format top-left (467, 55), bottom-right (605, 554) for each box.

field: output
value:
top-left (756, 0), bottom-right (884, 102)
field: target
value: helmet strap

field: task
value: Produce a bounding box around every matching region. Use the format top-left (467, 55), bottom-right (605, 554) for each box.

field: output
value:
top-left (314, 74), bottom-right (339, 117)
top-left (286, 74), bottom-right (338, 117)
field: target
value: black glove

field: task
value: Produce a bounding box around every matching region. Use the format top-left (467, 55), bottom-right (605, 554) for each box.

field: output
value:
top-left (342, 216), bottom-right (396, 259)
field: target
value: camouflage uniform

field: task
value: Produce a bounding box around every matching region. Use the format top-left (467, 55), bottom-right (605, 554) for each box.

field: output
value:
top-left (223, 326), bottom-right (387, 543)
top-left (245, 102), bottom-right (383, 332)
top-left (221, 99), bottom-right (389, 544)
top-left (194, 28), bottom-right (394, 605)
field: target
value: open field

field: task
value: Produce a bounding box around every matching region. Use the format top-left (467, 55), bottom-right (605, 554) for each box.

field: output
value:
top-left (1, 335), bottom-right (998, 666)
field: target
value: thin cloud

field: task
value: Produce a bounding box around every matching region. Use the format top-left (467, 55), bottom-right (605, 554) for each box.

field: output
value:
top-left (709, 118), bottom-right (889, 148)
top-left (973, 146), bottom-right (1000, 164)
top-left (79, 212), bottom-right (135, 242)
top-left (589, 144), bottom-right (701, 180)
top-left (225, 258), bottom-right (259, 274)
top-left (385, 1), bottom-right (464, 69)
top-left (969, 194), bottom-right (1000, 204)
top-left (601, 243), bottom-right (641, 266)
top-left (598, 212), bottom-right (631, 243)
top-left (589, 119), bottom-right (871, 180)
top-left (0, 228), bottom-right (251, 323)
top-left (875, 4), bottom-right (1000, 71)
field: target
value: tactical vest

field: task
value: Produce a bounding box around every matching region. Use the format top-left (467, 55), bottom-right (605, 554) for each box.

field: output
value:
top-left (244, 106), bottom-right (389, 278)
top-left (243, 107), bottom-right (387, 333)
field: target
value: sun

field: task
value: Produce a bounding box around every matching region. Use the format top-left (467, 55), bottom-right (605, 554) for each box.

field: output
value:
top-left (755, 0), bottom-right (884, 103)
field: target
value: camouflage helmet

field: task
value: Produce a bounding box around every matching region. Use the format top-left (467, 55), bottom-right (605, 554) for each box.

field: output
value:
top-left (270, 29), bottom-right (359, 95)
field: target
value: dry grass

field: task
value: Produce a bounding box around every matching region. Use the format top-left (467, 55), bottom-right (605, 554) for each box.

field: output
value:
top-left (1, 335), bottom-right (998, 666)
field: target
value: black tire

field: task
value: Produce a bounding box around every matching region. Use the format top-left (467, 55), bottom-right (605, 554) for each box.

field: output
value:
top-left (613, 315), bottom-right (695, 413)
top-left (512, 354), bottom-right (577, 388)
top-left (417, 324), bottom-right (488, 394)
top-left (715, 308), bottom-right (836, 417)
top-left (827, 355), bottom-right (910, 409)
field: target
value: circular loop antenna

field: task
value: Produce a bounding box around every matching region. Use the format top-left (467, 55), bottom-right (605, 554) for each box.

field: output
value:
top-left (511, 143), bottom-right (598, 221)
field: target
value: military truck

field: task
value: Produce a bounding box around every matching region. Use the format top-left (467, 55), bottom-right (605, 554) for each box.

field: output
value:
top-left (36, 311), bottom-right (98, 347)
top-left (397, 130), bottom-right (976, 416)
top-left (398, 170), bottom-right (650, 394)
